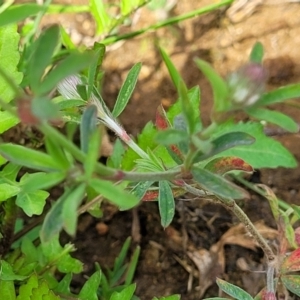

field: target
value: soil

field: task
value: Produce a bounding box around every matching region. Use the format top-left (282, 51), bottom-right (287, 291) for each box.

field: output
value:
top-left (10, 0), bottom-right (300, 299)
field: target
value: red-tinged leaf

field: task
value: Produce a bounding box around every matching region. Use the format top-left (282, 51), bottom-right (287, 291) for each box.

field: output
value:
top-left (281, 275), bottom-right (300, 297)
top-left (17, 97), bottom-right (40, 125)
top-left (142, 190), bottom-right (159, 201)
top-left (263, 292), bottom-right (276, 300)
top-left (169, 144), bottom-right (184, 162)
top-left (142, 186), bottom-right (187, 201)
top-left (295, 227), bottom-right (300, 247)
top-left (281, 248), bottom-right (300, 273)
top-left (156, 104), bottom-right (171, 130)
top-left (155, 105), bottom-right (185, 163)
top-left (253, 287), bottom-right (267, 300)
top-left (205, 156), bottom-right (253, 175)
top-left (254, 280), bottom-right (279, 300)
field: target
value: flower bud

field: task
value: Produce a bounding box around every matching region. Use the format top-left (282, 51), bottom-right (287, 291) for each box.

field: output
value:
top-left (227, 63), bottom-right (268, 107)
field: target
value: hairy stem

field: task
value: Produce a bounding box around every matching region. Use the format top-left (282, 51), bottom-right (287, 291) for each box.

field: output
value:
top-left (219, 197), bottom-right (275, 263)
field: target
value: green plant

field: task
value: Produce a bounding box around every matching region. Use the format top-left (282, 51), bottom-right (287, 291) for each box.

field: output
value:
top-left (1, 0), bottom-right (300, 299)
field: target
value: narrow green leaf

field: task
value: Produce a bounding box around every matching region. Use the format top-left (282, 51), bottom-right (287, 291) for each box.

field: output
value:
top-left (40, 188), bottom-right (77, 243)
top-left (37, 51), bottom-right (94, 95)
top-left (167, 86), bottom-right (201, 126)
top-left (60, 26), bottom-right (75, 50)
top-left (0, 183), bottom-right (20, 201)
top-left (112, 62), bottom-right (141, 117)
top-left (90, 0), bottom-right (111, 35)
top-left (55, 273), bottom-right (72, 294)
top-left (87, 43), bottom-right (106, 98)
top-left (28, 25), bottom-right (60, 93)
top-left (158, 181), bottom-right (175, 228)
top-left (0, 144), bottom-right (64, 171)
top-left (246, 107), bottom-right (298, 133)
top-left (160, 47), bottom-right (182, 90)
top-left (45, 137), bottom-right (70, 170)
top-left (0, 24), bottom-right (23, 105)
top-left (46, 4), bottom-right (90, 14)
top-left (282, 212), bottom-right (297, 249)
top-left (110, 284), bottom-right (136, 300)
top-left (16, 190), bottom-right (48, 216)
top-left (84, 127), bottom-right (102, 179)
top-left (249, 42), bottom-right (264, 64)
top-left (192, 167), bottom-right (248, 199)
top-left (113, 237), bottom-right (131, 273)
top-left (194, 131), bottom-right (255, 162)
top-left (194, 58), bottom-right (229, 112)
top-left (21, 172), bottom-right (65, 192)
top-left (121, 0), bottom-right (132, 13)
top-left (258, 84), bottom-right (300, 106)
top-left (155, 129), bottom-right (188, 145)
top-left (216, 278), bottom-right (253, 300)
top-left (0, 4), bottom-right (44, 27)
top-left (156, 104), bottom-right (171, 130)
top-left (125, 247), bottom-right (140, 285)
top-left (89, 178), bottom-right (139, 210)
top-left (79, 270), bottom-right (101, 300)
top-left (62, 183), bottom-right (86, 236)
top-left (282, 275), bottom-right (300, 297)
top-left (0, 280), bottom-right (16, 300)
top-left (80, 104), bottom-right (98, 153)
top-left (178, 80), bottom-right (196, 134)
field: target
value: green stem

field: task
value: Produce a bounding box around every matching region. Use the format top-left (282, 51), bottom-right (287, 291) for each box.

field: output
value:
top-left (102, 0), bottom-right (234, 45)
top-left (121, 168), bottom-right (181, 182)
top-left (266, 264), bottom-right (276, 294)
top-left (0, 0), bottom-right (14, 14)
top-left (200, 122), bottom-right (218, 140)
top-left (23, 0), bottom-right (52, 45)
top-left (126, 139), bottom-right (149, 160)
top-left (39, 122), bottom-right (180, 182)
top-left (233, 175), bottom-right (292, 211)
top-left (39, 122), bottom-right (115, 177)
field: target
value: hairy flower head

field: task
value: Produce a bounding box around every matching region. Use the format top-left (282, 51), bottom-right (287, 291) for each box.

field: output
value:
top-left (57, 75), bottom-right (127, 139)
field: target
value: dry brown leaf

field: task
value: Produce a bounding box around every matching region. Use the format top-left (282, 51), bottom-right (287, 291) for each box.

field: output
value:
top-left (187, 248), bottom-right (222, 298)
top-left (187, 221), bottom-right (278, 297)
top-left (100, 128), bottom-right (113, 156)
